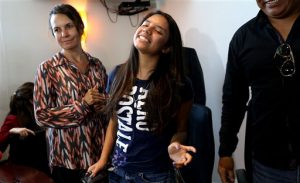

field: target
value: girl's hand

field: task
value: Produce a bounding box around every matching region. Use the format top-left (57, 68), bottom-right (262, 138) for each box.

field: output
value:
top-left (168, 142), bottom-right (196, 168)
top-left (86, 159), bottom-right (106, 178)
top-left (9, 128), bottom-right (35, 139)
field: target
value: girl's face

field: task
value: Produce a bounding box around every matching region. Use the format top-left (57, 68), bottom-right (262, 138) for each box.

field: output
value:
top-left (50, 14), bottom-right (81, 51)
top-left (133, 14), bottom-right (170, 55)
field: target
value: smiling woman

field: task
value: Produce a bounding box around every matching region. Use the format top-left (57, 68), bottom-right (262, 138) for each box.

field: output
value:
top-left (87, 10), bottom-right (196, 183)
top-left (33, 4), bottom-right (108, 183)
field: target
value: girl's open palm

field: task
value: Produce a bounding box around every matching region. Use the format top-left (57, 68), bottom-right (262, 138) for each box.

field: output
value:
top-left (168, 142), bottom-right (196, 168)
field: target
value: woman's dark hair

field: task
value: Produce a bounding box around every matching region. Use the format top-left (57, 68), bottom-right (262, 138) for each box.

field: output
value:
top-left (49, 4), bottom-right (84, 36)
top-left (9, 82), bottom-right (35, 128)
top-left (106, 10), bottom-right (184, 133)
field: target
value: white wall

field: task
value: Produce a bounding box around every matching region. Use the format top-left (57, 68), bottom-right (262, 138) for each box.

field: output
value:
top-left (0, 0), bottom-right (259, 182)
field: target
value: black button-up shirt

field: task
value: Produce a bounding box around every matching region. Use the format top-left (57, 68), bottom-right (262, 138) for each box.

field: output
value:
top-left (219, 10), bottom-right (300, 170)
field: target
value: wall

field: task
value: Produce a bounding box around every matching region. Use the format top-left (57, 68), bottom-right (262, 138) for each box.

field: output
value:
top-left (0, 0), bottom-right (259, 182)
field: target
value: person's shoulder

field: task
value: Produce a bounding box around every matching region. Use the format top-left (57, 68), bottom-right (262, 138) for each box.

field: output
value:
top-left (229, 12), bottom-right (261, 49)
top-left (108, 64), bottom-right (122, 81)
top-left (111, 64), bottom-right (123, 73)
top-left (86, 52), bottom-right (106, 67)
top-left (39, 52), bottom-right (62, 68)
top-left (5, 115), bottom-right (17, 121)
top-left (85, 52), bottom-right (100, 62)
top-left (234, 18), bottom-right (255, 37)
top-left (233, 11), bottom-right (263, 37)
top-left (109, 64), bottom-right (125, 78)
top-left (2, 115), bottom-right (18, 126)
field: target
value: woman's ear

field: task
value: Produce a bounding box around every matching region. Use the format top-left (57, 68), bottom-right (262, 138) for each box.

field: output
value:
top-left (162, 47), bottom-right (170, 54)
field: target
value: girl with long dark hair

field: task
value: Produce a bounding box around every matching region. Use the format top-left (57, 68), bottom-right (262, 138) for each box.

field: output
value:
top-left (87, 10), bottom-right (196, 183)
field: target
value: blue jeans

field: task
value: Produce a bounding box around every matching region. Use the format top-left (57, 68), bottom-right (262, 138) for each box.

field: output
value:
top-left (253, 159), bottom-right (300, 183)
top-left (108, 167), bottom-right (176, 183)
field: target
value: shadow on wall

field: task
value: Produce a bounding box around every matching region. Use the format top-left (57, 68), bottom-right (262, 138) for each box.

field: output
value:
top-left (184, 28), bottom-right (225, 183)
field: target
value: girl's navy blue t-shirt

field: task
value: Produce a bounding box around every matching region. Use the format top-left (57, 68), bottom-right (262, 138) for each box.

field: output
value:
top-left (111, 78), bottom-right (193, 172)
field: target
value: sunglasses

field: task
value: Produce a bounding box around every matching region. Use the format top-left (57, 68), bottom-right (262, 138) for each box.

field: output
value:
top-left (274, 43), bottom-right (296, 77)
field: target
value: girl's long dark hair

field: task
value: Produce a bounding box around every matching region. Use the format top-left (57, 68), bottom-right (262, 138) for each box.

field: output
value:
top-left (9, 82), bottom-right (36, 128)
top-left (106, 10), bottom-right (185, 133)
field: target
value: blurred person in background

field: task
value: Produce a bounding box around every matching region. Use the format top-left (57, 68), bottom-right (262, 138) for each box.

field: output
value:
top-left (0, 82), bottom-right (49, 174)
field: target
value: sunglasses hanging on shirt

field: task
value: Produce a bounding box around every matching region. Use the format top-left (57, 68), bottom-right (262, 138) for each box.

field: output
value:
top-left (273, 43), bottom-right (296, 77)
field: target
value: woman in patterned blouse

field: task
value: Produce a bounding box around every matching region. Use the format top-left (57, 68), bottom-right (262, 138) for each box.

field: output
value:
top-left (33, 4), bottom-right (108, 183)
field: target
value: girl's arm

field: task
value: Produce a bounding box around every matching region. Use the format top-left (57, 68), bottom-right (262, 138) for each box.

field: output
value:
top-left (87, 116), bottom-right (118, 177)
top-left (169, 99), bottom-right (196, 168)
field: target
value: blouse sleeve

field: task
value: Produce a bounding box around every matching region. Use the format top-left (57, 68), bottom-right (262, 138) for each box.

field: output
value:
top-left (33, 62), bottom-right (92, 129)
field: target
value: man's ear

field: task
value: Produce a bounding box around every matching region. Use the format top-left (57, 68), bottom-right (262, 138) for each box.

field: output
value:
top-left (162, 47), bottom-right (170, 54)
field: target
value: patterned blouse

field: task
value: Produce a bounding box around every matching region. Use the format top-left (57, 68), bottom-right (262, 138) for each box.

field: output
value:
top-left (34, 52), bottom-right (107, 170)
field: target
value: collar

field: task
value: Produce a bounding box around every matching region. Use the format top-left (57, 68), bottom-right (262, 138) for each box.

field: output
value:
top-left (51, 51), bottom-right (96, 67)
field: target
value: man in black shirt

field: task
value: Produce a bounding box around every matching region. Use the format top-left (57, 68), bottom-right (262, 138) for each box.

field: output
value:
top-left (218, 0), bottom-right (300, 182)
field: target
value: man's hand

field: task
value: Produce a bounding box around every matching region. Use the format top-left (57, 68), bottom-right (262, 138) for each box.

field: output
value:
top-left (218, 156), bottom-right (235, 183)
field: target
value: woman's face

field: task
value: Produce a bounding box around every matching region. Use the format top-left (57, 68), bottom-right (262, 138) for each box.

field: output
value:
top-left (133, 14), bottom-right (170, 55)
top-left (50, 14), bottom-right (81, 51)
top-left (256, 0), bottom-right (299, 19)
